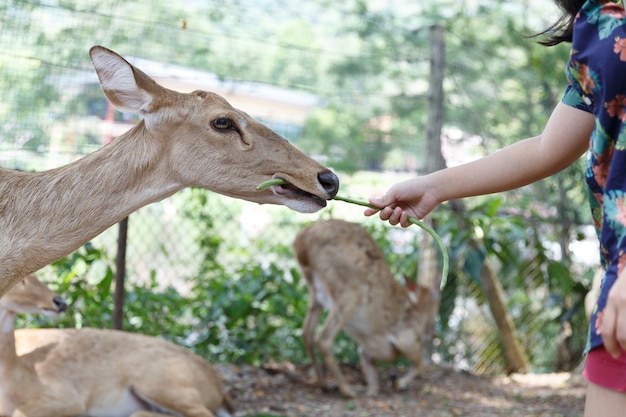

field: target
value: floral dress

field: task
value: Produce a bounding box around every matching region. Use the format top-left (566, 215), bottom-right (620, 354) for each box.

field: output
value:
top-left (561, 0), bottom-right (626, 352)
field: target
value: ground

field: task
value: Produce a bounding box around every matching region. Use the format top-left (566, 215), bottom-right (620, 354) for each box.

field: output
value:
top-left (218, 362), bottom-right (586, 417)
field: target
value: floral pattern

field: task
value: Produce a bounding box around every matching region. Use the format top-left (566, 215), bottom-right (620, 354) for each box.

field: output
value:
top-left (614, 36), bottom-right (626, 60)
top-left (562, 0), bottom-right (626, 352)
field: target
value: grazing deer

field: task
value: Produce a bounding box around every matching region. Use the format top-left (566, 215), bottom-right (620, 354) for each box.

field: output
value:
top-left (294, 219), bottom-right (438, 397)
top-left (1, 274), bottom-right (234, 417)
top-left (0, 45), bottom-right (339, 297)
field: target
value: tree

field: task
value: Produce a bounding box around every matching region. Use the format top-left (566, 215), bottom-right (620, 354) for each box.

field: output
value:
top-left (329, 0), bottom-right (589, 372)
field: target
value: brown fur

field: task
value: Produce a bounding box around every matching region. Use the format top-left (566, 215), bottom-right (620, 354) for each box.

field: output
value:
top-left (0, 45), bottom-right (339, 297)
top-left (1, 274), bottom-right (234, 417)
top-left (294, 219), bottom-right (438, 397)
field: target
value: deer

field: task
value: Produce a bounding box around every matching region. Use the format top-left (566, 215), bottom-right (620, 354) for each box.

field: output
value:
top-left (0, 45), bottom-right (339, 298)
top-left (1, 273), bottom-right (235, 417)
top-left (293, 219), bottom-right (439, 398)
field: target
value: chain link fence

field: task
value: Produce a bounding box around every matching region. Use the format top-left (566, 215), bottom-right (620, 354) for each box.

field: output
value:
top-left (1, 1), bottom-right (593, 375)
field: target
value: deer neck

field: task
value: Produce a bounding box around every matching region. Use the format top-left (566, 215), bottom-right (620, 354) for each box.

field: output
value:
top-left (0, 309), bottom-right (16, 335)
top-left (0, 309), bottom-right (37, 415)
top-left (0, 309), bottom-right (19, 375)
top-left (0, 122), bottom-right (181, 292)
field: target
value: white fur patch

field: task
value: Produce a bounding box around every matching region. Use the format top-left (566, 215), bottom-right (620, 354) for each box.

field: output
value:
top-left (86, 388), bottom-right (145, 417)
top-left (312, 272), bottom-right (333, 310)
top-left (92, 53), bottom-right (136, 93)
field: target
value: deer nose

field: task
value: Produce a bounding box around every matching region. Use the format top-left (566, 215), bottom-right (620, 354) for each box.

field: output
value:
top-left (53, 295), bottom-right (68, 313)
top-left (318, 170), bottom-right (339, 198)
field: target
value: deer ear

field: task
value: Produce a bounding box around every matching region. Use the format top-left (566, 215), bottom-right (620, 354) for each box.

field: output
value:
top-left (89, 45), bottom-right (159, 115)
top-left (403, 274), bottom-right (419, 304)
top-left (403, 274), bottom-right (418, 292)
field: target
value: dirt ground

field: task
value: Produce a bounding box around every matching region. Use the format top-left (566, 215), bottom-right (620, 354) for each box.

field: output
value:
top-left (217, 362), bottom-right (587, 417)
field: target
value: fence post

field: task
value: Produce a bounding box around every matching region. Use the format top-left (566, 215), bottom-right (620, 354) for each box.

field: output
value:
top-left (113, 217), bottom-right (128, 329)
top-left (418, 23), bottom-right (447, 361)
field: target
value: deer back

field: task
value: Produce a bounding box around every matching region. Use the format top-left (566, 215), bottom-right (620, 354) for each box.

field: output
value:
top-left (294, 220), bottom-right (432, 349)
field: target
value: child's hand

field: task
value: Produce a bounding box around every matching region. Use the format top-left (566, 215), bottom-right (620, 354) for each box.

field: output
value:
top-left (364, 177), bottom-right (441, 227)
top-left (601, 270), bottom-right (626, 358)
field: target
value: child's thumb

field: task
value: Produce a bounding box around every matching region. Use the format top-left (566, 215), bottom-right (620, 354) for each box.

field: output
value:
top-left (368, 193), bottom-right (392, 208)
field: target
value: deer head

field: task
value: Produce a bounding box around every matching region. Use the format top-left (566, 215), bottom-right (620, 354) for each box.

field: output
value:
top-left (89, 45), bottom-right (340, 213)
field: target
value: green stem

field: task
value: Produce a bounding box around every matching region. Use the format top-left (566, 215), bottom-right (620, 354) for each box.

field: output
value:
top-left (256, 179), bottom-right (292, 190)
top-left (333, 195), bottom-right (448, 289)
top-left (257, 179), bottom-right (449, 288)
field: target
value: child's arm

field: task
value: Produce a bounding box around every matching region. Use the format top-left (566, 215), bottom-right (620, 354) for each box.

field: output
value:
top-left (366, 102), bottom-right (594, 227)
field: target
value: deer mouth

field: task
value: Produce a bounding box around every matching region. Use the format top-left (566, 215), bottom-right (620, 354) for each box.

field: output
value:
top-left (41, 308), bottom-right (64, 317)
top-left (270, 180), bottom-right (328, 208)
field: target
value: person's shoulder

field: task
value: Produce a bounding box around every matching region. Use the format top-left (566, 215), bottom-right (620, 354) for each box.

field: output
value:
top-left (581, 0), bottom-right (626, 19)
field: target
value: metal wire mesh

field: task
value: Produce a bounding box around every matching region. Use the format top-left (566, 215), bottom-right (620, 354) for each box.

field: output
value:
top-left (2, 1), bottom-right (589, 374)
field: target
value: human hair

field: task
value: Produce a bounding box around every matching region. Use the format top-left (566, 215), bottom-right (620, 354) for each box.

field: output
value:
top-left (535, 0), bottom-right (586, 45)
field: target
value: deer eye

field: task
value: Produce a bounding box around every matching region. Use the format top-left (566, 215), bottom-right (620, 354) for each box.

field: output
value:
top-left (212, 117), bottom-right (233, 131)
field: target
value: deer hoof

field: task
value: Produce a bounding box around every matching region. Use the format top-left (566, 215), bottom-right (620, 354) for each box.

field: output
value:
top-left (366, 387), bottom-right (380, 397)
top-left (319, 381), bottom-right (337, 393)
top-left (339, 385), bottom-right (357, 398)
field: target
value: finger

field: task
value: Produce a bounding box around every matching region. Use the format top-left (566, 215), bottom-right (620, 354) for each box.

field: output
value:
top-left (377, 206), bottom-right (393, 221)
top-left (369, 193), bottom-right (394, 208)
top-left (387, 207), bottom-right (403, 226)
top-left (617, 308), bottom-right (626, 352)
top-left (601, 306), bottom-right (620, 358)
top-left (364, 208), bottom-right (378, 217)
top-left (400, 212), bottom-right (411, 228)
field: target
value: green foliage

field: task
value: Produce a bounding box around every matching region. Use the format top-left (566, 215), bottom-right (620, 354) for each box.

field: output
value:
top-left (301, 107), bottom-right (393, 172)
top-left (21, 243), bottom-right (115, 329)
top-left (184, 262), bottom-right (310, 365)
top-left (431, 195), bottom-right (592, 372)
top-left (176, 189), bottom-right (358, 365)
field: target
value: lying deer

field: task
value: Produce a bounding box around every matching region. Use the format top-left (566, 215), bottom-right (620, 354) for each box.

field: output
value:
top-left (294, 219), bottom-right (438, 397)
top-left (0, 45), bottom-right (339, 297)
top-left (1, 274), bottom-right (234, 417)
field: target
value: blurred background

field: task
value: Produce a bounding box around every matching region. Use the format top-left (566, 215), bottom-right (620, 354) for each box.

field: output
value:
top-left (1, 0), bottom-right (597, 375)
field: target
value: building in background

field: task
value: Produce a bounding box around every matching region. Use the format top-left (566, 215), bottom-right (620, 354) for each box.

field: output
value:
top-left (3, 57), bottom-right (322, 171)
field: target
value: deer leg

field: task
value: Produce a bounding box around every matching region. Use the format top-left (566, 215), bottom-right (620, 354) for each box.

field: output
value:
top-left (316, 305), bottom-right (358, 398)
top-left (302, 299), bottom-right (328, 390)
top-left (393, 345), bottom-right (424, 391)
top-left (358, 348), bottom-right (380, 396)
top-left (130, 406), bottom-right (216, 417)
top-left (395, 367), bottom-right (422, 391)
top-left (13, 395), bottom-right (85, 417)
top-left (131, 412), bottom-right (217, 417)
top-left (384, 326), bottom-right (426, 392)
top-left (129, 386), bottom-right (221, 417)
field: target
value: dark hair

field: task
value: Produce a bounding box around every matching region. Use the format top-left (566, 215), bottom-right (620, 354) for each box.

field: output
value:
top-left (535, 0), bottom-right (586, 45)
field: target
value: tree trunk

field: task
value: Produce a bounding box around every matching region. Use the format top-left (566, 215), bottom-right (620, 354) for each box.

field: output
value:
top-left (425, 24), bottom-right (447, 175)
top-left (478, 251), bottom-right (531, 373)
top-left (417, 24), bottom-right (447, 362)
top-left (417, 217), bottom-right (440, 365)
top-left (422, 24), bottom-right (529, 374)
